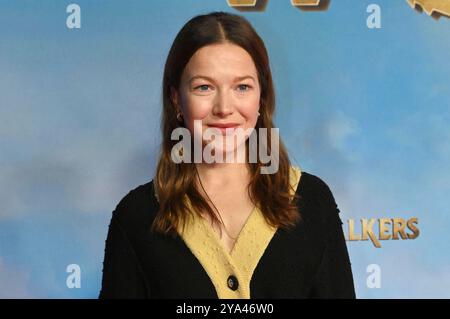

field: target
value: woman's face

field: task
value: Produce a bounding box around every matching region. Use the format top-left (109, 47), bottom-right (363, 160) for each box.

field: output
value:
top-left (171, 42), bottom-right (261, 158)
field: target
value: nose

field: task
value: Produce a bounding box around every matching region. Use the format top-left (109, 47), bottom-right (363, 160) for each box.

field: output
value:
top-left (212, 90), bottom-right (234, 118)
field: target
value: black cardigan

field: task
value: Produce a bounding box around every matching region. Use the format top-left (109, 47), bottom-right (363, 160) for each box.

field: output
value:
top-left (99, 171), bottom-right (356, 299)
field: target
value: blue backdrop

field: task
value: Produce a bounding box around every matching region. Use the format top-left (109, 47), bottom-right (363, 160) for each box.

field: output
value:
top-left (1, 0), bottom-right (449, 298)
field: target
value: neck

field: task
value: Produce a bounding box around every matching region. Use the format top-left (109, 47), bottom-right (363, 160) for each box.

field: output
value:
top-left (195, 162), bottom-right (250, 188)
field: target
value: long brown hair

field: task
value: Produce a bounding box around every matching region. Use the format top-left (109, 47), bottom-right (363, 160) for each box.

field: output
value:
top-left (152, 11), bottom-right (300, 236)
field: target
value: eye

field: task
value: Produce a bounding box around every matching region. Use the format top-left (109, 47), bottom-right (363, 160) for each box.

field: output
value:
top-left (194, 84), bottom-right (211, 92)
top-left (237, 84), bottom-right (251, 92)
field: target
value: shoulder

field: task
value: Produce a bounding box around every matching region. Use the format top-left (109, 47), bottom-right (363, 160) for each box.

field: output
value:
top-left (298, 171), bottom-right (336, 206)
top-left (290, 166), bottom-right (334, 201)
top-left (296, 170), bottom-right (343, 229)
top-left (110, 180), bottom-right (158, 233)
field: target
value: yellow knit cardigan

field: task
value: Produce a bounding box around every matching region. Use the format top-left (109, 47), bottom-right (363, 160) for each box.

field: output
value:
top-left (176, 166), bottom-right (302, 299)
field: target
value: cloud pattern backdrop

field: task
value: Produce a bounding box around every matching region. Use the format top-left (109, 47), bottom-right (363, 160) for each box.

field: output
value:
top-left (0, 0), bottom-right (449, 298)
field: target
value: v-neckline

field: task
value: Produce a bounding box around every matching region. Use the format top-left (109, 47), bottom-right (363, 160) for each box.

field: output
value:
top-left (199, 204), bottom-right (258, 258)
top-left (174, 165), bottom-right (302, 298)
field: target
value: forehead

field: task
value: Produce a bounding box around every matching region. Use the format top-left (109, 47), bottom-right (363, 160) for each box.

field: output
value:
top-left (183, 43), bottom-right (258, 79)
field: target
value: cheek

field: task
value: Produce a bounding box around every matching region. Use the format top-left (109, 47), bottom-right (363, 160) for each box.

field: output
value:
top-left (181, 95), bottom-right (211, 131)
top-left (239, 95), bottom-right (260, 126)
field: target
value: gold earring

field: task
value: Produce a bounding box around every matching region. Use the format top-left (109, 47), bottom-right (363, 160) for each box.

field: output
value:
top-left (176, 112), bottom-right (183, 122)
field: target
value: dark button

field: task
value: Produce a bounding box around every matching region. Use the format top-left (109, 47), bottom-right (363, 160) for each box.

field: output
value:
top-left (227, 275), bottom-right (239, 291)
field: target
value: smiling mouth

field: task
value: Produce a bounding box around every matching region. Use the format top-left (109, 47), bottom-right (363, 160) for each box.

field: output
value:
top-left (207, 123), bottom-right (240, 128)
top-left (206, 124), bottom-right (241, 135)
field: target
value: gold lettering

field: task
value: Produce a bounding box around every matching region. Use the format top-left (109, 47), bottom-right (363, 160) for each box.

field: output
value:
top-left (291, 0), bottom-right (322, 5)
top-left (227, 0), bottom-right (329, 11)
top-left (345, 216), bottom-right (419, 247)
top-left (407, 217), bottom-right (420, 239)
top-left (392, 218), bottom-right (408, 240)
top-left (227, 0), bottom-right (267, 11)
top-left (292, 0), bottom-right (330, 11)
top-left (407, 0), bottom-right (450, 19)
top-left (227, 0), bottom-right (258, 6)
top-left (379, 218), bottom-right (392, 240)
top-left (348, 219), bottom-right (361, 241)
top-left (362, 218), bottom-right (381, 248)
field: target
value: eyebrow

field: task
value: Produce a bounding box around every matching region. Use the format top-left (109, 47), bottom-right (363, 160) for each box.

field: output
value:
top-left (188, 75), bottom-right (256, 85)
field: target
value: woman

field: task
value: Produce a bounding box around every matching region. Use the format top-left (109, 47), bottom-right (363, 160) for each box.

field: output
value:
top-left (99, 11), bottom-right (355, 299)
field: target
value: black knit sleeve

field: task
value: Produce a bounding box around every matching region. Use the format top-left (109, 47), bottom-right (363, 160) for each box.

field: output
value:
top-left (309, 177), bottom-right (356, 299)
top-left (99, 209), bottom-right (148, 299)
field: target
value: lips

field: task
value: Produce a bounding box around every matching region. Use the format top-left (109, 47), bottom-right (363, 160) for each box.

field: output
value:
top-left (207, 123), bottom-right (240, 128)
top-left (206, 123), bottom-right (240, 135)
